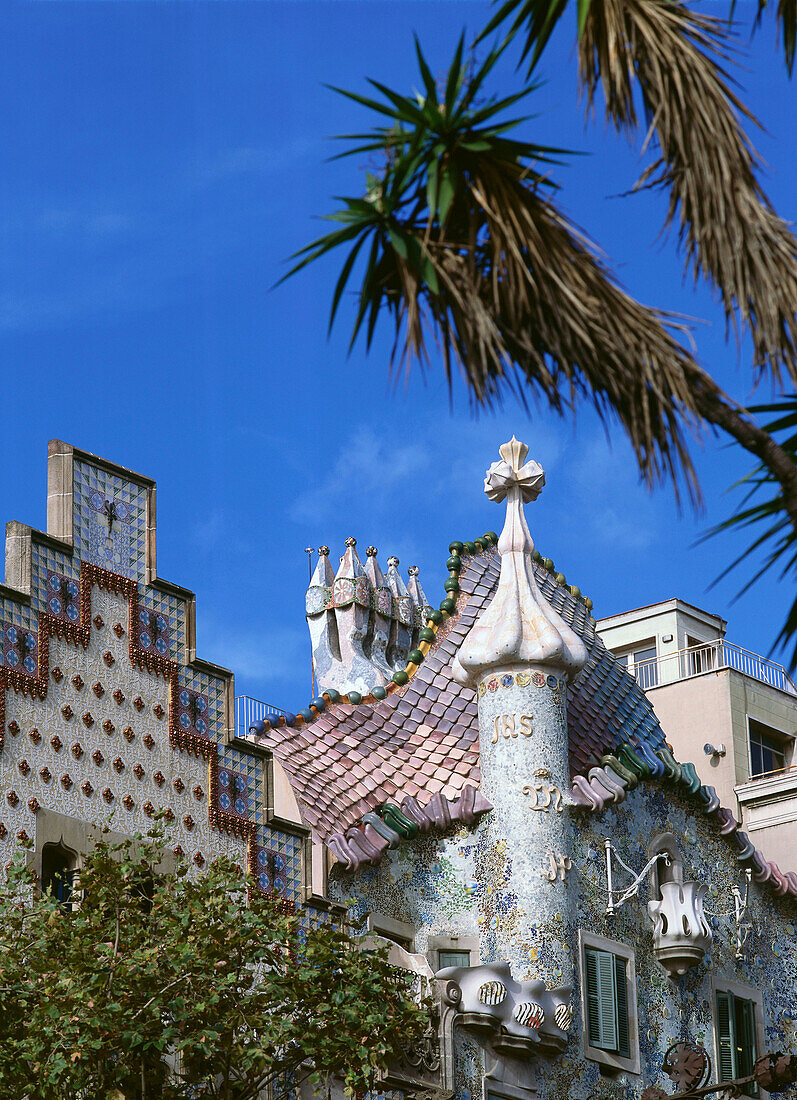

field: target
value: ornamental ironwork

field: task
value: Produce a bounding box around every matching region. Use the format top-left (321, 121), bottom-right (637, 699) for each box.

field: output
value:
top-left (640, 1041), bottom-right (797, 1099)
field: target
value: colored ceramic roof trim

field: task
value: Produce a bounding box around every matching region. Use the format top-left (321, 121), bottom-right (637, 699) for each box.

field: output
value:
top-left (572, 744), bottom-right (797, 902)
top-left (249, 533), bottom-right (595, 738)
top-left (331, 737), bottom-right (797, 893)
top-left (254, 547), bottom-right (666, 840)
top-left (327, 783), bottom-right (493, 872)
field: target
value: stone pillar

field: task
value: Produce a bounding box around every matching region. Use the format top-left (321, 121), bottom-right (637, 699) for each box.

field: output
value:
top-left (452, 437), bottom-right (587, 997)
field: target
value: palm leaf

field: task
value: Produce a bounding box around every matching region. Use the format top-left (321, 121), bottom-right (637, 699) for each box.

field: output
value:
top-left (702, 397), bottom-right (797, 671)
top-left (478, 0), bottom-right (569, 73)
top-left (483, 0), bottom-right (797, 385)
top-left (283, 40), bottom-right (740, 505)
top-left (740, 0), bottom-right (797, 75)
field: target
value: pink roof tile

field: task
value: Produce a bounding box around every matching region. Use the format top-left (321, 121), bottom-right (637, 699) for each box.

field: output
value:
top-left (255, 547), bottom-right (671, 840)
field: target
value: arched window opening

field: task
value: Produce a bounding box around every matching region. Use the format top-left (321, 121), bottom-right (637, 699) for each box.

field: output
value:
top-left (41, 842), bottom-right (77, 910)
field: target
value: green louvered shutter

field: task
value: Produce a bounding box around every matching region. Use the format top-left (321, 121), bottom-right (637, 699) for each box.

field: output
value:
top-left (716, 991), bottom-right (736, 1081)
top-left (585, 947), bottom-right (618, 1050)
top-left (614, 955), bottom-right (630, 1058)
top-left (735, 997), bottom-right (758, 1096)
top-left (596, 950), bottom-right (618, 1050)
top-left (585, 947), bottom-right (601, 1046)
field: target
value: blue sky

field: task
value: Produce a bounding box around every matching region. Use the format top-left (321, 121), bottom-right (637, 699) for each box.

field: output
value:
top-left (0, 0), bottom-right (794, 708)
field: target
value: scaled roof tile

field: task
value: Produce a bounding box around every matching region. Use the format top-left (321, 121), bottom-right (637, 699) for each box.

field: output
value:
top-left (254, 547), bottom-right (668, 839)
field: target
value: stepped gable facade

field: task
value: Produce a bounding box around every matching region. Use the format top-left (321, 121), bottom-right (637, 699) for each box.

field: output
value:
top-left (0, 441), bottom-right (335, 920)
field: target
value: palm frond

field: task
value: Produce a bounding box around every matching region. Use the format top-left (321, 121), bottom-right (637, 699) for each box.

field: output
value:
top-left (482, 0), bottom-right (797, 384)
top-left (578, 0), bottom-right (797, 385)
top-left (742, 0), bottom-right (797, 75)
top-left (702, 398), bottom-right (797, 671)
top-left (478, 0), bottom-right (569, 73)
top-left (283, 39), bottom-right (736, 504)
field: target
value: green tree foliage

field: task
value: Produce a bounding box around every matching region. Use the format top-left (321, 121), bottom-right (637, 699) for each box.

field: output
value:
top-left (284, 13), bottom-right (797, 667)
top-left (0, 825), bottom-right (427, 1100)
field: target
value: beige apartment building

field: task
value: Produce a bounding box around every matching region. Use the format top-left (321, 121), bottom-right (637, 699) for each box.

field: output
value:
top-left (597, 598), bottom-right (797, 867)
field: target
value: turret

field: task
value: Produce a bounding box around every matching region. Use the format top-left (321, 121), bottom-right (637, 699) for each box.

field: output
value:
top-left (452, 435), bottom-right (587, 1043)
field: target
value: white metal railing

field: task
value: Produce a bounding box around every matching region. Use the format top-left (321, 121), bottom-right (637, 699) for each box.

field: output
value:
top-left (235, 695), bottom-right (287, 739)
top-left (629, 640), bottom-right (797, 696)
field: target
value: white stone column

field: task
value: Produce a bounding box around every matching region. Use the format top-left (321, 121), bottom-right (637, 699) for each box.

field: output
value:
top-left (452, 437), bottom-right (587, 995)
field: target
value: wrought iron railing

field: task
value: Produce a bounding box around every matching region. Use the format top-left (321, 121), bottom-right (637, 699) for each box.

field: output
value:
top-left (235, 695), bottom-right (287, 739)
top-left (628, 639), bottom-right (797, 696)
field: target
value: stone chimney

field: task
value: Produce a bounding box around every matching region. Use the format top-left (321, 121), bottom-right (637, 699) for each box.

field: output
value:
top-left (305, 540), bottom-right (432, 697)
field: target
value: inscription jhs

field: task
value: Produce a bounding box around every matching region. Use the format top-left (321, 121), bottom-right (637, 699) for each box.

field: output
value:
top-left (491, 713), bottom-right (533, 743)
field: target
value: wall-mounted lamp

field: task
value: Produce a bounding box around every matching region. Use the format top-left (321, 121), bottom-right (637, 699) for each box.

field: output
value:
top-left (703, 743), bottom-right (726, 758)
top-left (603, 836), bottom-right (712, 977)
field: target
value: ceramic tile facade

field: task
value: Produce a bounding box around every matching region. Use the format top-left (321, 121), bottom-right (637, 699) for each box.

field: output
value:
top-left (332, 783), bottom-right (797, 1099)
top-left (254, 828), bottom-right (304, 901)
top-left (0, 444), bottom-right (329, 926)
top-left (72, 459), bottom-right (149, 582)
top-left (140, 587), bottom-right (187, 664)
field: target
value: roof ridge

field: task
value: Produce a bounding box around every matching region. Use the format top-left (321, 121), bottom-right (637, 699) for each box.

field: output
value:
top-left (249, 532), bottom-right (595, 740)
top-left (573, 744), bottom-right (797, 903)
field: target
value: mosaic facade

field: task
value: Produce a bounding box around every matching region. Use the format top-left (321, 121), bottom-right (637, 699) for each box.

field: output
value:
top-left (331, 780), bottom-right (797, 1098)
top-left (314, 438), bottom-right (797, 1100)
top-left (0, 442), bottom-right (329, 929)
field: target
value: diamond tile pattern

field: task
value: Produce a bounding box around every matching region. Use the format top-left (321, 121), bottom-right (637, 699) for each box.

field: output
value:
top-left (31, 546), bottom-right (79, 615)
top-left (72, 459), bottom-right (148, 581)
top-left (139, 588), bottom-right (186, 663)
top-left (256, 548), bottom-right (668, 839)
top-left (180, 669), bottom-right (224, 740)
top-left (254, 827), bottom-right (303, 900)
top-left (219, 745), bottom-right (265, 826)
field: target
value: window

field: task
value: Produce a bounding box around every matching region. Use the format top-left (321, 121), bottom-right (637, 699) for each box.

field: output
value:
top-left (715, 986), bottom-right (762, 1097)
top-left (366, 913), bottom-right (414, 951)
top-left (748, 718), bottom-right (791, 779)
top-left (579, 931), bottom-right (639, 1074)
top-left (438, 949), bottom-right (470, 970)
top-left (619, 645), bottom-right (659, 689)
top-left (41, 842), bottom-right (77, 911)
top-left (585, 948), bottom-right (630, 1057)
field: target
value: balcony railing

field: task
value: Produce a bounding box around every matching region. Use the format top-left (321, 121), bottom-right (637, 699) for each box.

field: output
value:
top-left (235, 695), bottom-right (287, 739)
top-left (628, 640), bottom-right (797, 696)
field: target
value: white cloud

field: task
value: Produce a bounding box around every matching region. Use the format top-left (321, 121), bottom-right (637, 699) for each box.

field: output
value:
top-left (197, 619), bottom-right (308, 691)
top-left (196, 140), bottom-right (320, 185)
top-left (36, 207), bottom-right (134, 239)
top-left (289, 426), bottom-right (432, 523)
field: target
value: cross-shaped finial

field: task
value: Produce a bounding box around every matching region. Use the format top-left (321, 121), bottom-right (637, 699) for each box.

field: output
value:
top-left (451, 436), bottom-right (586, 685)
top-left (484, 435), bottom-right (545, 505)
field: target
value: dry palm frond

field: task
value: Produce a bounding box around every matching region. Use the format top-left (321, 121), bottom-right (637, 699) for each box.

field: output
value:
top-left (578, 0), bottom-right (797, 383)
top-left (742, 0), bottom-right (797, 75)
top-left (701, 398), bottom-right (797, 671)
top-left (413, 149), bottom-right (713, 503)
top-left (283, 39), bottom-right (725, 504)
